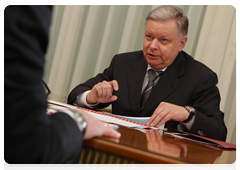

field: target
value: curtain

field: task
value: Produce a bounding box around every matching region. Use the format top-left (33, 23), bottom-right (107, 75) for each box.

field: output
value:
top-left (43, 5), bottom-right (236, 144)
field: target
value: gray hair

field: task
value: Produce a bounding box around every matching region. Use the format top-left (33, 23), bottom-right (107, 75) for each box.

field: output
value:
top-left (146, 5), bottom-right (189, 39)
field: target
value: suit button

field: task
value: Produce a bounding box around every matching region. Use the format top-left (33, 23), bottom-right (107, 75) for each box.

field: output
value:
top-left (198, 130), bottom-right (204, 136)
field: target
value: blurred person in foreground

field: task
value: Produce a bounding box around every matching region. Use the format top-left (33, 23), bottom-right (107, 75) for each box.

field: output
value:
top-left (4, 5), bottom-right (120, 164)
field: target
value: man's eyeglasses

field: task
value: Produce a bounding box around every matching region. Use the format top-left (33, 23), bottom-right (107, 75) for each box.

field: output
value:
top-left (41, 80), bottom-right (51, 96)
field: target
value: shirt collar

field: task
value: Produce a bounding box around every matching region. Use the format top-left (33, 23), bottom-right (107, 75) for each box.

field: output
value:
top-left (147, 64), bottom-right (167, 72)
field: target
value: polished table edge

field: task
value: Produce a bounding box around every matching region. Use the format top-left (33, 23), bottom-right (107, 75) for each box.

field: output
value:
top-left (83, 137), bottom-right (193, 164)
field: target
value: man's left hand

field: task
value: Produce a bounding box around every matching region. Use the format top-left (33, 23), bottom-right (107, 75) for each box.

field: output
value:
top-left (147, 102), bottom-right (189, 127)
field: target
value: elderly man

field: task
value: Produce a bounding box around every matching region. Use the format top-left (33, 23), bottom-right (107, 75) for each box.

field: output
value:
top-left (68, 5), bottom-right (227, 141)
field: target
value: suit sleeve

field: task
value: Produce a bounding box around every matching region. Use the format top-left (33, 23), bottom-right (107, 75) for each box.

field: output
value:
top-left (4, 5), bottom-right (82, 163)
top-left (190, 71), bottom-right (227, 141)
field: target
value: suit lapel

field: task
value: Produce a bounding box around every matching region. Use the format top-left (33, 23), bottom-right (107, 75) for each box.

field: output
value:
top-left (140, 52), bottom-right (185, 117)
top-left (127, 57), bottom-right (148, 116)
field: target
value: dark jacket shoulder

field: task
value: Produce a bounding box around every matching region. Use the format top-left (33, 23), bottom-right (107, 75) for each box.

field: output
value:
top-left (170, 51), bottom-right (217, 79)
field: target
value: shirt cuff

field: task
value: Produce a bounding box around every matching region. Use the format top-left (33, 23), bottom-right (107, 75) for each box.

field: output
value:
top-left (74, 90), bottom-right (99, 109)
top-left (182, 116), bottom-right (195, 130)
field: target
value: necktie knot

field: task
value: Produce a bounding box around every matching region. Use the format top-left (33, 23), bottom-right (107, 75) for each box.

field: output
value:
top-left (148, 69), bottom-right (163, 82)
top-left (148, 69), bottom-right (157, 82)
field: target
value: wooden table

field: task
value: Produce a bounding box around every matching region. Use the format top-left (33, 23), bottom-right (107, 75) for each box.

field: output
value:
top-left (48, 100), bottom-right (236, 164)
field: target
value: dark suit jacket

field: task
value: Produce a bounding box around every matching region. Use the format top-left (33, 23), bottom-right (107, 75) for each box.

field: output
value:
top-left (68, 50), bottom-right (227, 141)
top-left (5, 6), bottom-right (82, 163)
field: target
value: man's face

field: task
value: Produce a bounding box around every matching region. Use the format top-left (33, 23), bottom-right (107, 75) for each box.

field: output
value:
top-left (143, 19), bottom-right (187, 70)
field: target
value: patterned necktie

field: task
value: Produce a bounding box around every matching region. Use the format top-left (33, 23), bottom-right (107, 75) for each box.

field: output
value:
top-left (140, 69), bottom-right (163, 111)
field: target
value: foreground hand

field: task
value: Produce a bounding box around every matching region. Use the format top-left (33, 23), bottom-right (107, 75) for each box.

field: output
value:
top-left (147, 102), bottom-right (189, 127)
top-left (86, 80), bottom-right (119, 104)
top-left (80, 110), bottom-right (121, 140)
